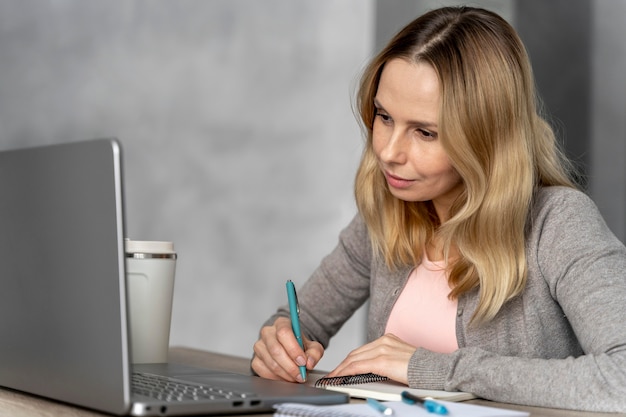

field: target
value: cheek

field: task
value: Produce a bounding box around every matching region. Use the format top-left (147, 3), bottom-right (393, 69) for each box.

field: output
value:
top-left (421, 152), bottom-right (460, 181)
top-left (441, 164), bottom-right (462, 187)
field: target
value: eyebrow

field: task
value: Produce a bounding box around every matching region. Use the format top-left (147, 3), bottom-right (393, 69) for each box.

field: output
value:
top-left (373, 98), bottom-right (438, 129)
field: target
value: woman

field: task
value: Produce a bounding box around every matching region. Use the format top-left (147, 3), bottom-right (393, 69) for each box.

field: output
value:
top-left (251, 6), bottom-right (626, 412)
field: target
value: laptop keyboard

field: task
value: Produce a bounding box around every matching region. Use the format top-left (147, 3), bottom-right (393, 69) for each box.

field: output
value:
top-left (132, 372), bottom-right (258, 402)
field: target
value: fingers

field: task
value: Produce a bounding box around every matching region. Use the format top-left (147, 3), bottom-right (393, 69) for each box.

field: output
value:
top-left (251, 317), bottom-right (324, 383)
top-left (303, 339), bottom-right (324, 370)
top-left (252, 335), bottom-right (295, 382)
top-left (276, 322), bottom-right (308, 369)
top-left (252, 319), bottom-right (301, 382)
top-left (325, 334), bottom-right (414, 384)
top-left (327, 342), bottom-right (381, 377)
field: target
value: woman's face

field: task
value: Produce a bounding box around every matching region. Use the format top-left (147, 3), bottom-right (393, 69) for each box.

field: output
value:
top-left (372, 58), bottom-right (463, 222)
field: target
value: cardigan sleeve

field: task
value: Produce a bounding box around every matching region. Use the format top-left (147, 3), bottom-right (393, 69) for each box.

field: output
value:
top-left (407, 187), bottom-right (626, 413)
top-left (262, 214), bottom-right (373, 348)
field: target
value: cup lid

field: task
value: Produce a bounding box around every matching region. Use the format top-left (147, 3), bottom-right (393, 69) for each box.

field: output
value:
top-left (125, 239), bottom-right (175, 254)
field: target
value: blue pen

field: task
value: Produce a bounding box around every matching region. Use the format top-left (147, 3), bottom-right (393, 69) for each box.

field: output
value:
top-left (401, 391), bottom-right (448, 415)
top-left (367, 398), bottom-right (394, 415)
top-left (286, 280), bottom-right (307, 382)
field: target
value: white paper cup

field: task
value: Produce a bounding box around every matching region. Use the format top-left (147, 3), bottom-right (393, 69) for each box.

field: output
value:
top-left (125, 239), bottom-right (177, 364)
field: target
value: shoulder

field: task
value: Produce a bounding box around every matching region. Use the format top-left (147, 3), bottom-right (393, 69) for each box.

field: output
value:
top-left (327, 213), bottom-right (374, 269)
top-left (530, 186), bottom-right (602, 230)
top-left (528, 185), bottom-right (624, 264)
top-left (525, 187), bottom-right (626, 308)
top-left (533, 185), bottom-right (594, 212)
top-left (339, 213), bottom-right (371, 246)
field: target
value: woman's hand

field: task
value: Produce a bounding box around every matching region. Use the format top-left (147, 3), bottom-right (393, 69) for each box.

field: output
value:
top-left (325, 334), bottom-right (415, 385)
top-left (252, 316), bottom-right (324, 383)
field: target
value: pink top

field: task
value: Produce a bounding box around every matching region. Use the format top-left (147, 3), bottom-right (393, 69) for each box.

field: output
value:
top-left (384, 255), bottom-right (458, 353)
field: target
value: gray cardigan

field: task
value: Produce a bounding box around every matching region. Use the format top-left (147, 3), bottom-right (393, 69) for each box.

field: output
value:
top-left (266, 187), bottom-right (626, 412)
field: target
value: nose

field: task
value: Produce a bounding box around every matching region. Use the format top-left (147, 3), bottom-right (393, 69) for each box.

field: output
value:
top-left (377, 128), bottom-right (408, 165)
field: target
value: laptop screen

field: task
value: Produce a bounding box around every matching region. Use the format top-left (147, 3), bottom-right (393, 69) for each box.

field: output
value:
top-left (0, 138), bottom-right (132, 414)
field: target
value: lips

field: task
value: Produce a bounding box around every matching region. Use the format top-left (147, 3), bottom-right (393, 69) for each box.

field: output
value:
top-left (384, 171), bottom-right (415, 189)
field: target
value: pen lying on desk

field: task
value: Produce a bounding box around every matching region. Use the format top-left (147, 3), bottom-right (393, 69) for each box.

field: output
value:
top-left (367, 398), bottom-right (394, 415)
top-left (401, 390), bottom-right (448, 415)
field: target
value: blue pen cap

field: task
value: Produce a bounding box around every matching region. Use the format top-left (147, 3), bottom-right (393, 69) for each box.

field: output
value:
top-left (423, 399), bottom-right (448, 415)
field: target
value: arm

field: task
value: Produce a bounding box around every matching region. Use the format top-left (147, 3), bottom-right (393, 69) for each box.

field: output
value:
top-left (253, 214), bottom-right (373, 379)
top-left (290, 214), bottom-right (373, 346)
top-left (408, 188), bottom-right (626, 412)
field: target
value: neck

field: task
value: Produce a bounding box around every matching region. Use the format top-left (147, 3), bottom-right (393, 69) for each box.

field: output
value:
top-left (426, 237), bottom-right (458, 263)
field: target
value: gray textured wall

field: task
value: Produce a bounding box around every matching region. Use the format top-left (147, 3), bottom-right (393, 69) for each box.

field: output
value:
top-left (0, 0), bottom-right (373, 370)
top-left (590, 1), bottom-right (626, 242)
top-left (2, 0), bottom-right (624, 372)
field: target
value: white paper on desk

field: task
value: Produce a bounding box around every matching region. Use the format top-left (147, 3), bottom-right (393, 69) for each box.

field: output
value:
top-left (274, 400), bottom-right (529, 417)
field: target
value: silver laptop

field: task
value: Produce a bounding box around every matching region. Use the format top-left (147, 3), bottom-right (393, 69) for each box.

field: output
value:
top-left (0, 138), bottom-right (347, 416)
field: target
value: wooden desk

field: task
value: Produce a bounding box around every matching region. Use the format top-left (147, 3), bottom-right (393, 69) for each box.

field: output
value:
top-left (0, 347), bottom-right (621, 417)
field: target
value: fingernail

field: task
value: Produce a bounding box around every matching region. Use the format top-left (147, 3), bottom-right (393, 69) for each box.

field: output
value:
top-left (296, 356), bottom-right (306, 366)
top-left (296, 374), bottom-right (304, 383)
top-left (307, 356), bottom-right (316, 368)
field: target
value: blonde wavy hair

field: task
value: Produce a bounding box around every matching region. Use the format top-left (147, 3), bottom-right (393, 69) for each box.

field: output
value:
top-left (354, 6), bottom-right (576, 323)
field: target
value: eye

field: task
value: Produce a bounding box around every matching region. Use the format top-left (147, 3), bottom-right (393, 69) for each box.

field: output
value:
top-left (416, 128), bottom-right (438, 140)
top-left (374, 108), bottom-right (392, 125)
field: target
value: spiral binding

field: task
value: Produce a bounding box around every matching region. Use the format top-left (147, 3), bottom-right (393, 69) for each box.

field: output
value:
top-left (314, 373), bottom-right (389, 388)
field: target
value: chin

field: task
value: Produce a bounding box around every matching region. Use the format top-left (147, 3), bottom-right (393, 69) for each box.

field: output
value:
top-left (388, 190), bottom-right (424, 203)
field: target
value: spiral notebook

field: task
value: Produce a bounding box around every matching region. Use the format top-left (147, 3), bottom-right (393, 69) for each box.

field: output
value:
top-left (312, 373), bottom-right (476, 402)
